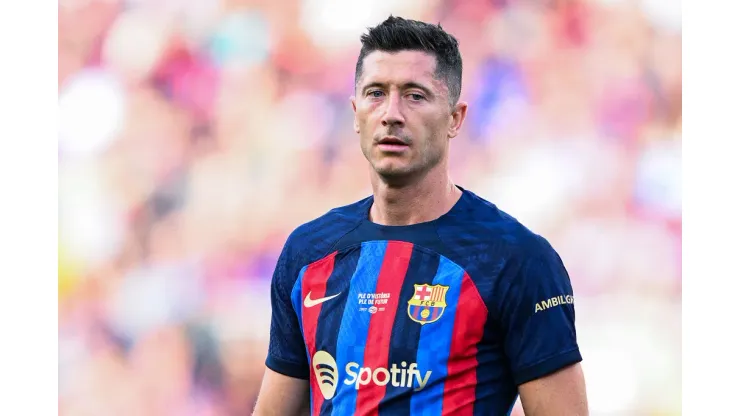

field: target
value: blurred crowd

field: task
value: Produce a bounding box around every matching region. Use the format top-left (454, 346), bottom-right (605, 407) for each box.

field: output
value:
top-left (58, 0), bottom-right (681, 415)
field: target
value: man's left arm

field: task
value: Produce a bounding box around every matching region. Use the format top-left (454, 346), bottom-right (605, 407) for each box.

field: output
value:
top-left (518, 362), bottom-right (588, 415)
top-left (494, 237), bottom-right (588, 415)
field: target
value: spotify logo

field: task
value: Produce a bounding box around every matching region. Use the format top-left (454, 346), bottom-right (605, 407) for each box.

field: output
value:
top-left (312, 351), bottom-right (339, 400)
top-left (311, 350), bottom-right (432, 401)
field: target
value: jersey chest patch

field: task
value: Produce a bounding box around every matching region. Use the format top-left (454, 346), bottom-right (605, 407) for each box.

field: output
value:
top-left (407, 284), bottom-right (450, 325)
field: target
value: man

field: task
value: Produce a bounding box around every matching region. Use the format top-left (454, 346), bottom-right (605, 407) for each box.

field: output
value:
top-left (254, 16), bottom-right (588, 416)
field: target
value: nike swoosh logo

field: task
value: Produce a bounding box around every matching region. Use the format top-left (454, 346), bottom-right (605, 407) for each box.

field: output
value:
top-left (304, 291), bottom-right (341, 308)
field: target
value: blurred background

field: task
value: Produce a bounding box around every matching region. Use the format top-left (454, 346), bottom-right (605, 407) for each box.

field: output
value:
top-left (58, 0), bottom-right (681, 414)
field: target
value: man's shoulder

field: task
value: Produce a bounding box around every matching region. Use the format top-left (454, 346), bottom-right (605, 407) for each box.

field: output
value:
top-left (282, 196), bottom-right (371, 264)
top-left (450, 189), bottom-right (547, 254)
top-left (444, 189), bottom-right (563, 305)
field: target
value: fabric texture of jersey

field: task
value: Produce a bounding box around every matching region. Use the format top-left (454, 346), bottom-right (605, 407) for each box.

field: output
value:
top-left (266, 187), bottom-right (581, 416)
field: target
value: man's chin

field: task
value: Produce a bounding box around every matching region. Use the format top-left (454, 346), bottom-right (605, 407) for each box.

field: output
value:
top-left (374, 162), bottom-right (409, 175)
top-left (372, 163), bottom-right (421, 185)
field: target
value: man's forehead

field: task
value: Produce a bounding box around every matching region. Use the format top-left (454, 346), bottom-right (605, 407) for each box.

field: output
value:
top-left (359, 50), bottom-right (445, 90)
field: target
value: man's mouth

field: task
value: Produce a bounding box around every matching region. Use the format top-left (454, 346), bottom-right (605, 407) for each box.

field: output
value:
top-left (378, 136), bottom-right (407, 145)
top-left (377, 136), bottom-right (410, 152)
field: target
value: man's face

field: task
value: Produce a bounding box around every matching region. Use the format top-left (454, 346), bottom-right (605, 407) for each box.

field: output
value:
top-left (352, 50), bottom-right (466, 182)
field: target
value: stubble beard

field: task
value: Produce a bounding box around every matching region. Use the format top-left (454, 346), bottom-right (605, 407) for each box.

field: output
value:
top-left (364, 138), bottom-right (445, 187)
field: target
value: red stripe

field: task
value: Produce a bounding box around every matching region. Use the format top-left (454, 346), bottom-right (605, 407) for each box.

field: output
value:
top-left (301, 252), bottom-right (337, 416)
top-left (355, 241), bottom-right (413, 416)
top-left (442, 272), bottom-right (487, 415)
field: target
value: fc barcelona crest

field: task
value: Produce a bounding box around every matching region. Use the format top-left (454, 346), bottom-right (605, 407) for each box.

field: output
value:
top-left (407, 284), bottom-right (449, 325)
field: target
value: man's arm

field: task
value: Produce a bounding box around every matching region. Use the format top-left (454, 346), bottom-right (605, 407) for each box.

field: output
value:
top-left (493, 236), bottom-right (587, 415)
top-left (255, 233), bottom-right (311, 415)
top-left (253, 369), bottom-right (310, 416)
top-left (518, 362), bottom-right (588, 416)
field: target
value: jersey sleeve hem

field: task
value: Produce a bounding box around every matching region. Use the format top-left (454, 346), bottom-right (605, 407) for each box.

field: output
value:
top-left (265, 355), bottom-right (310, 380)
top-left (513, 347), bottom-right (582, 386)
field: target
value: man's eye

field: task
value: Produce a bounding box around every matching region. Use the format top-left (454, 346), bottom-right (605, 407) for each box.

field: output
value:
top-left (410, 93), bottom-right (424, 101)
top-left (368, 91), bottom-right (384, 97)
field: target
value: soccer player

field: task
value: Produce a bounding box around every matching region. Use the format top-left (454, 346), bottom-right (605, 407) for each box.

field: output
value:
top-left (254, 16), bottom-right (588, 416)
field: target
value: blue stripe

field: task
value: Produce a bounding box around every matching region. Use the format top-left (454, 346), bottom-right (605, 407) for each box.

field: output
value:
top-left (410, 256), bottom-right (465, 416)
top-left (291, 265), bottom-right (309, 347)
top-left (332, 241), bottom-right (387, 415)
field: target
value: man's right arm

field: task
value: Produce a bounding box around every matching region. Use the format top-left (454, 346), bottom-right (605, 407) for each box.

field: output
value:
top-left (253, 369), bottom-right (310, 416)
top-left (254, 235), bottom-right (311, 415)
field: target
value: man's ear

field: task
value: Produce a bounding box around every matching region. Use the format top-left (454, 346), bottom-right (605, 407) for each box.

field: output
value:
top-left (448, 101), bottom-right (468, 138)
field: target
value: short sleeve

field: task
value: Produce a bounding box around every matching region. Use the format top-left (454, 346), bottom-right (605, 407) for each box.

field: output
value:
top-left (496, 238), bottom-right (582, 386)
top-left (265, 236), bottom-right (310, 379)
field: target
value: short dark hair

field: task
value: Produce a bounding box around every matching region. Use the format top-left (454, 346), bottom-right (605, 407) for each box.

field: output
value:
top-left (354, 16), bottom-right (463, 105)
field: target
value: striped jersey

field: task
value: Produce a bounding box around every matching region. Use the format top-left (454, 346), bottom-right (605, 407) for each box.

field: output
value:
top-left (265, 188), bottom-right (581, 416)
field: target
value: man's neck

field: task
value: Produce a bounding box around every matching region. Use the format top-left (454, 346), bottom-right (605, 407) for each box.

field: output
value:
top-left (369, 165), bottom-right (462, 226)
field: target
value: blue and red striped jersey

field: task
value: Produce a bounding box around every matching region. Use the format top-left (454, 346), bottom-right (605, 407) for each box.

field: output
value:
top-left (266, 187), bottom-right (581, 416)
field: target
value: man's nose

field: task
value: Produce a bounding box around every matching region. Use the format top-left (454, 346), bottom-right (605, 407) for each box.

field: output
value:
top-left (381, 92), bottom-right (405, 127)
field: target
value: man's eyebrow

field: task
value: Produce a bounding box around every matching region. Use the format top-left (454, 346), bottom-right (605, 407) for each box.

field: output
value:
top-left (361, 82), bottom-right (386, 94)
top-left (361, 81), bottom-right (435, 96)
top-left (401, 82), bottom-right (434, 96)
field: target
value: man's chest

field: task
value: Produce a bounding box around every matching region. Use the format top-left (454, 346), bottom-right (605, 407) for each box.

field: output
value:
top-left (295, 243), bottom-right (487, 383)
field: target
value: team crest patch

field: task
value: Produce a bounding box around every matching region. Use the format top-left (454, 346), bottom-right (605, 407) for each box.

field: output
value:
top-left (407, 284), bottom-right (449, 325)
